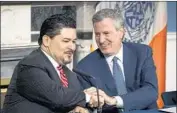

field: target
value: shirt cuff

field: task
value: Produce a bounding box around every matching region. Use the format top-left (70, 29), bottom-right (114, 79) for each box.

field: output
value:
top-left (114, 96), bottom-right (124, 108)
top-left (85, 93), bottom-right (91, 103)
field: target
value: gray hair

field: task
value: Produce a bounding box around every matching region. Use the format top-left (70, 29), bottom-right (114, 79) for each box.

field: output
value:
top-left (92, 8), bottom-right (124, 30)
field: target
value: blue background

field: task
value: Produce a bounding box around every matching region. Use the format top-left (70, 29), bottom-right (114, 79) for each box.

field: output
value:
top-left (167, 2), bottom-right (176, 32)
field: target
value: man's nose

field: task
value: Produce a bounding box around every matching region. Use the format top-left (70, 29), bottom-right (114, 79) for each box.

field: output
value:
top-left (99, 34), bottom-right (106, 43)
top-left (69, 42), bottom-right (76, 51)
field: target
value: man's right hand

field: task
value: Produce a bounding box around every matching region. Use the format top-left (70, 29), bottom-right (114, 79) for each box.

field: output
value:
top-left (69, 106), bottom-right (89, 113)
top-left (84, 87), bottom-right (97, 94)
top-left (84, 87), bottom-right (105, 108)
top-left (91, 89), bottom-right (117, 106)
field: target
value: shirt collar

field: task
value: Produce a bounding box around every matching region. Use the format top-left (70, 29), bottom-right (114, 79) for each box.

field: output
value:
top-left (105, 43), bottom-right (123, 63)
top-left (41, 49), bottom-right (60, 68)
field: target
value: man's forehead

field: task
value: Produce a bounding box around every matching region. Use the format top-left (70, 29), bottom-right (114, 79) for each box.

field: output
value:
top-left (60, 28), bottom-right (77, 39)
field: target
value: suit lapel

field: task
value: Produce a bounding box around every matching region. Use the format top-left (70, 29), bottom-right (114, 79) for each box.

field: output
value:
top-left (62, 66), bottom-right (71, 82)
top-left (39, 49), bottom-right (80, 89)
top-left (96, 50), bottom-right (118, 95)
top-left (123, 43), bottom-right (137, 90)
top-left (38, 49), bottom-right (62, 85)
top-left (62, 66), bottom-right (81, 90)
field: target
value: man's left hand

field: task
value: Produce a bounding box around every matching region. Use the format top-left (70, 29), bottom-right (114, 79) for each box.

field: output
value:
top-left (91, 89), bottom-right (117, 106)
top-left (70, 106), bottom-right (90, 113)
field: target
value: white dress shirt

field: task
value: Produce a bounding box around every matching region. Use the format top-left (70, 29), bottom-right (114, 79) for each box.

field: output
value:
top-left (104, 44), bottom-right (125, 108)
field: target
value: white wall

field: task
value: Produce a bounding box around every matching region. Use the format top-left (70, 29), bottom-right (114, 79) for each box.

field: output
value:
top-left (1, 5), bottom-right (31, 48)
top-left (166, 32), bottom-right (176, 91)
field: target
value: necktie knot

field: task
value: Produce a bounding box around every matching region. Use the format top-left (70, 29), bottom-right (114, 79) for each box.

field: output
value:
top-left (57, 65), bottom-right (62, 70)
top-left (112, 56), bottom-right (118, 62)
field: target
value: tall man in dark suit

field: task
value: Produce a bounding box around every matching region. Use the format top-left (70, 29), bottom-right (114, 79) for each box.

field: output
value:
top-left (76, 9), bottom-right (158, 113)
top-left (2, 14), bottom-right (104, 113)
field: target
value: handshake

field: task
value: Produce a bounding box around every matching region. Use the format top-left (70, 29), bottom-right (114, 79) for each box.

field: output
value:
top-left (70, 87), bottom-right (117, 113)
top-left (84, 87), bottom-right (117, 108)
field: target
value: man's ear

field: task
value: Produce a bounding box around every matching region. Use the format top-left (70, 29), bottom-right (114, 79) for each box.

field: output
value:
top-left (42, 35), bottom-right (51, 47)
top-left (118, 27), bottom-right (125, 40)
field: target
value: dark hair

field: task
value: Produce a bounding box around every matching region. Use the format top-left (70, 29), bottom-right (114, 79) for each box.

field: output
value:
top-left (38, 14), bottom-right (76, 45)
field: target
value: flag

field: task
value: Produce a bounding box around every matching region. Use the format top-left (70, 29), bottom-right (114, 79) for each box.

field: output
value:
top-left (149, 2), bottom-right (167, 108)
top-left (91, 1), bottom-right (167, 108)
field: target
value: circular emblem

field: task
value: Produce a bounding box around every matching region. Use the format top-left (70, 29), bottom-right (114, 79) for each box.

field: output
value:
top-left (115, 2), bottom-right (156, 43)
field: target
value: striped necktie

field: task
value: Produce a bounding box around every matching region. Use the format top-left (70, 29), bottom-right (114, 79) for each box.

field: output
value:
top-left (57, 66), bottom-right (68, 87)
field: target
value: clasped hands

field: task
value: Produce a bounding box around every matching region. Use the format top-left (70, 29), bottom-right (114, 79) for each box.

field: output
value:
top-left (71, 87), bottom-right (117, 113)
top-left (84, 87), bottom-right (117, 108)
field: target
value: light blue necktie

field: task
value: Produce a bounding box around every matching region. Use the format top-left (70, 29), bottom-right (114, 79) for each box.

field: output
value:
top-left (112, 56), bottom-right (127, 95)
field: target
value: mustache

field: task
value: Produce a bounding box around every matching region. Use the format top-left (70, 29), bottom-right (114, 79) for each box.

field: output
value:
top-left (64, 49), bottom-right (74, 54)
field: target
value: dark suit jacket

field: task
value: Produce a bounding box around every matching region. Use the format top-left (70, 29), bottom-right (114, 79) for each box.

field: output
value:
top-left (2, 48), bottom-right (86, 113)
top-left (76, 42), bottom-right (158, 112)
